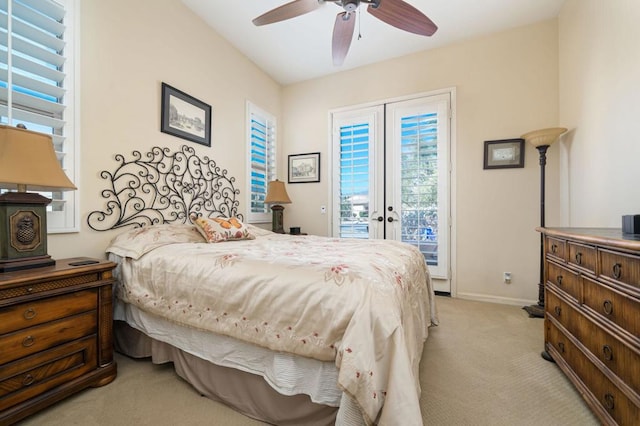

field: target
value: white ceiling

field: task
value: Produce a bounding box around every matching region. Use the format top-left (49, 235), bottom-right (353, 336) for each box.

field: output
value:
top-left (181, 0), bottom-right (565, 85)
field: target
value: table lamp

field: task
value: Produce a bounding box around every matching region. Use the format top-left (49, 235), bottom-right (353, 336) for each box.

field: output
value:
top-left (521, 127), bottom-right (567, 318)
top-left (264, 179), bottom-right (291, 233)
top-left (0, 124), bottom-right (77, 272)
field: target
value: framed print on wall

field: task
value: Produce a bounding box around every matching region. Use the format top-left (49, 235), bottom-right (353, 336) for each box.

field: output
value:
top-left (161, 82), bottom-right (212, 147)
top-left (483, 138), bottom-right (525, 169)
top-left (288, 152), bottom-right (320, 183)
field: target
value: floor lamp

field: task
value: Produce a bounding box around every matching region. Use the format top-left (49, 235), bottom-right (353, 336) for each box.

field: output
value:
top-left (522, 127), bottom-right (567, 318)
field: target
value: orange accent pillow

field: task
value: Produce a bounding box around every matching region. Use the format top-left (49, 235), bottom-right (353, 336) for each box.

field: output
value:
top-left (192, 216), bottom-right (255, 243)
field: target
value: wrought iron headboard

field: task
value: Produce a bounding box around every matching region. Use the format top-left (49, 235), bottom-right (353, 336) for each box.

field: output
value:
top-left (87, 145), bottom-right (242, 231)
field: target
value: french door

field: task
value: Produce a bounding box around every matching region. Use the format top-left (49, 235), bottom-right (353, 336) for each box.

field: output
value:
top-left (331, 92), bottom-right (451, 290)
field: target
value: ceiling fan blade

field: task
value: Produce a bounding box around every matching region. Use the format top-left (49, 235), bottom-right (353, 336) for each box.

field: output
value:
top-left (332, 12), bottom-right (356, 66)
top-left (253, 0), bottom-right (321, 26)
top-left (367, 0), bottom-right (437, 36)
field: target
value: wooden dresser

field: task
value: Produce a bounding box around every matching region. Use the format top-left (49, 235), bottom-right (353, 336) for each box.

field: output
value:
top-left (538, 228), bottom-right (640, 425)
top-left (0, 258), bottom-right (117, 424)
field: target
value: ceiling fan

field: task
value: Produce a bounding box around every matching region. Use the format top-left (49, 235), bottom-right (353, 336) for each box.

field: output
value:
top-left (253, 0), bottom-right (438, 66)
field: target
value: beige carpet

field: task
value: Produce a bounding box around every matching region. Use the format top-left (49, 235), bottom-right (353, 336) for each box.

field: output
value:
top-left (19, 296), bottom-right (599, 425)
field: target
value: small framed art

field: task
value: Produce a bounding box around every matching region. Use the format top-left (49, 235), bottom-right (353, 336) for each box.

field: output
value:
top-left (161, 82), bottom-right (212, 147)
top-left (483, 138), bottom-right (525, 169)
top-left (288, 152), bottom-right (320, 183)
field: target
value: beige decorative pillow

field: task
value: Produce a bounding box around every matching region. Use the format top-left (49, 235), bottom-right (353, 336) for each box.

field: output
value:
top-left (192, 216), bottom-right (255, 243)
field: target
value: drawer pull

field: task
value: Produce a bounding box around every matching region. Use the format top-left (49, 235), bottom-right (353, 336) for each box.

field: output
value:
top-left (575, 252), bottom-right (582, 265)
top-left (554, 306), bottom-right (562, 316)
top-left (602, 345), bottom-right (614, 361)
top-left (557, 342), bottom-right (565, 353)
top-left (551, 243), bottom-right (558, 254)
top-left (604, 393), bottom-right (615, 410)
top-left (22, 374), bottom-right (35, 386)
top-left (603, 300), bottom-right (614, 316)
top-left (612, 263), bottom-right (622, 280)
top-left (556, 275), bottom-right (563, 285)
top-left (23, 307), bottom-right (37, 320)
top-left (22, 335), bottom-right (35, 347)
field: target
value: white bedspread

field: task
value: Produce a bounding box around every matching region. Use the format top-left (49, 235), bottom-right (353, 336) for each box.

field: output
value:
top-left (107, 225), bottom-right (438, 425)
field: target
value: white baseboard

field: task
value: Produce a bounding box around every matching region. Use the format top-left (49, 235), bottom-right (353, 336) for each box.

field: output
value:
top-left (454, 292), bottom-right (537, 307)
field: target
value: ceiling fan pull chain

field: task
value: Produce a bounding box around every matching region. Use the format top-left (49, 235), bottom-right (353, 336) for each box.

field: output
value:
top-left (357, 8), bottom-right (362, 40)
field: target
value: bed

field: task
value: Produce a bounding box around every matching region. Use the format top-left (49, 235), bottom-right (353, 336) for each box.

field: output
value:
top-left (88, 146), bottom-right (439, 425)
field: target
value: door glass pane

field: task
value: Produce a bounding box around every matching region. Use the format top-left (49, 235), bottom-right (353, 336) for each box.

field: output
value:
top-left (400, 112), bottom-right (439, 265)
top-left (339, 122), bottom-right (369, 239)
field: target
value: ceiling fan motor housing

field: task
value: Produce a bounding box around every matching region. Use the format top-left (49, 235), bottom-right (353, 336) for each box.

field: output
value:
top-left (342, 0), bottom-right (359, 12)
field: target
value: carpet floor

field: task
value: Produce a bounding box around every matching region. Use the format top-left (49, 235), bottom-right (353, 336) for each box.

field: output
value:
top-left (18, 296), bottom-right (599, 425)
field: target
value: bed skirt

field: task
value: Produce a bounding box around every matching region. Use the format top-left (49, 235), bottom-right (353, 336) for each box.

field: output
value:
top-left (114, 321), bottom-right (339, 426)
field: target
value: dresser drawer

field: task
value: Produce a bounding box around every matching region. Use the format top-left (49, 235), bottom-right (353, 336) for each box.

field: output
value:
top-left (546, 288), bottom-right (581, 334)
top-left (580, 314), bottom-right (640, 396)
top-left (547, 261), bottom-right (581, 302)
top-left (599, 249), bottom-right (640, 290)
top-left (0, 311), bottom-right (97, 365)
top-left (546, 318), bottom-right (640, 425)
top-left (546, 237), bottom-right (566, 261)
top-left (0, 336), bottom-right (97, 411)
top-left (0, 289), bottom-right (97, 335)
top-left (568, 242), bottom-right (597, 274)
top-left (583, 276), bottom-right (640, 339)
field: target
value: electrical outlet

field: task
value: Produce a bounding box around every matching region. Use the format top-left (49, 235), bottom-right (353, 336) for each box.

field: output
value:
top-left (504, 272), bottom-right (512, 284)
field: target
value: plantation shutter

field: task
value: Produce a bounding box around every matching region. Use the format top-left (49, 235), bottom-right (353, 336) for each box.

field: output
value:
top-left (0, 0), bottom-right (77, 232)
top-left (247, 102), bottom-right (276, 223)
top-left (338, 122), bottom-right (371, 239)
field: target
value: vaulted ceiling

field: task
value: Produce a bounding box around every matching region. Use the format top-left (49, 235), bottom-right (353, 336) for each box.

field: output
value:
top-left (182, 0), bottom-right (565, 85)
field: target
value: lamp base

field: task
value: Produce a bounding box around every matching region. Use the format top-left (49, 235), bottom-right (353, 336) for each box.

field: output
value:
top-left (0, 192), bottom-right (54, 273)
top-left (270, 204), bottom-right (285, 234)
top-left (523, 304), bottom-right (545, 318)
top-left (0, 255), bottom-right (55, 273)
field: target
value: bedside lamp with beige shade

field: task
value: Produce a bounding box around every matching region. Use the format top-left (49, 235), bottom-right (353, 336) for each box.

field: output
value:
top-left (0, 124), bottom-right (77, 272)
top-left (522, 127), bottom-right (567, 318)
top-left (264, 179), bottom-right (291, 234)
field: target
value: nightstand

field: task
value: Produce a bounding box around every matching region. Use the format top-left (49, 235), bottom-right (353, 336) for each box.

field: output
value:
top-left (0, 258), bottom-right (117, 424)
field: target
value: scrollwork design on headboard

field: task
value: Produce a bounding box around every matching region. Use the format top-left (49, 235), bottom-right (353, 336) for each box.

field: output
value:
top-left (87, 145), bottom-right (242, 231)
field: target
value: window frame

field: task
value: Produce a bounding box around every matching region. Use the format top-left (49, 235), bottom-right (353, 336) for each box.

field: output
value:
top-left (1, 0), bottom-right (79, 234)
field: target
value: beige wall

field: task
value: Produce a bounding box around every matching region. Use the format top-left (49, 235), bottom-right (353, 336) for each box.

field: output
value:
top-left (49, 1), bottom-right (566, 306)
top-left (282, 21), bottom-right (560, 304)
top-left (48, 0), bottom-right (281, 259)
top-left (558, 0), bottom-right (640, 226)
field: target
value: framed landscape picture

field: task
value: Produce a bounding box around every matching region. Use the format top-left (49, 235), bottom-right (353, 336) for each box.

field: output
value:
top-left (288, 152), bottom-right (320, 183)
top-left (161, 82), bottom-right (212, 147)
top-left (483, 138), bottom-right (524, 169)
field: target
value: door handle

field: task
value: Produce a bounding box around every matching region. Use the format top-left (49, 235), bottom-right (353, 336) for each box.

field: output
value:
top-left (387, 217), bottom-right (394, 223)
top-left (377, 216), bottom-right (384, 222)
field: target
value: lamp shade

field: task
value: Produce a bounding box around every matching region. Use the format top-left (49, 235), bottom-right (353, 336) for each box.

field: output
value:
top-left (521, 127), bottom-right (567, 148)
top-left (264, 179), bottom-right (291, 204)
top-left (0, 125), bottom-right (76, 192)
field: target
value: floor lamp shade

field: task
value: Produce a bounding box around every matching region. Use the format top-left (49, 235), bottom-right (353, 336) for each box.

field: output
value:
top-left (521, 127), bottom-right (567, 318)
top-left (0, 125), bottom-right (77, 272)
top-left (265, 180), bottom-right (291, 234)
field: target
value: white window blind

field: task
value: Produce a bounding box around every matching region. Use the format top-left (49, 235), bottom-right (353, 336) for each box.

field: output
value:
top-left (246, 101), bottom-right (276, 223)
top-left (339, 122), bottom-right (370, 239)
top-left (0, 0), bottom-right (77, 233)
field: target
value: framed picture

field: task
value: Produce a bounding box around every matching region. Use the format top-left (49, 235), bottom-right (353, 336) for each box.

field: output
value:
top-left (161, 82), bottom-right (211, 147)
top-left (288, 152), bottom-right (320, 183)
top-left (483, 138), bottom-right (525, 169)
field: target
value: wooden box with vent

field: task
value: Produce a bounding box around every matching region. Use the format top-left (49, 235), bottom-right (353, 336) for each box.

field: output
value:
top-left (0, 258), bottom-right (117, 424)
top-left (539, 228), bottom-right (640, 425)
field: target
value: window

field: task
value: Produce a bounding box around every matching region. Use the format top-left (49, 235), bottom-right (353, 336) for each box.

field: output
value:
top-left (0, 0), bottom-right (78, 233)
top-left (246, 101), bottom-right (276, 223)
